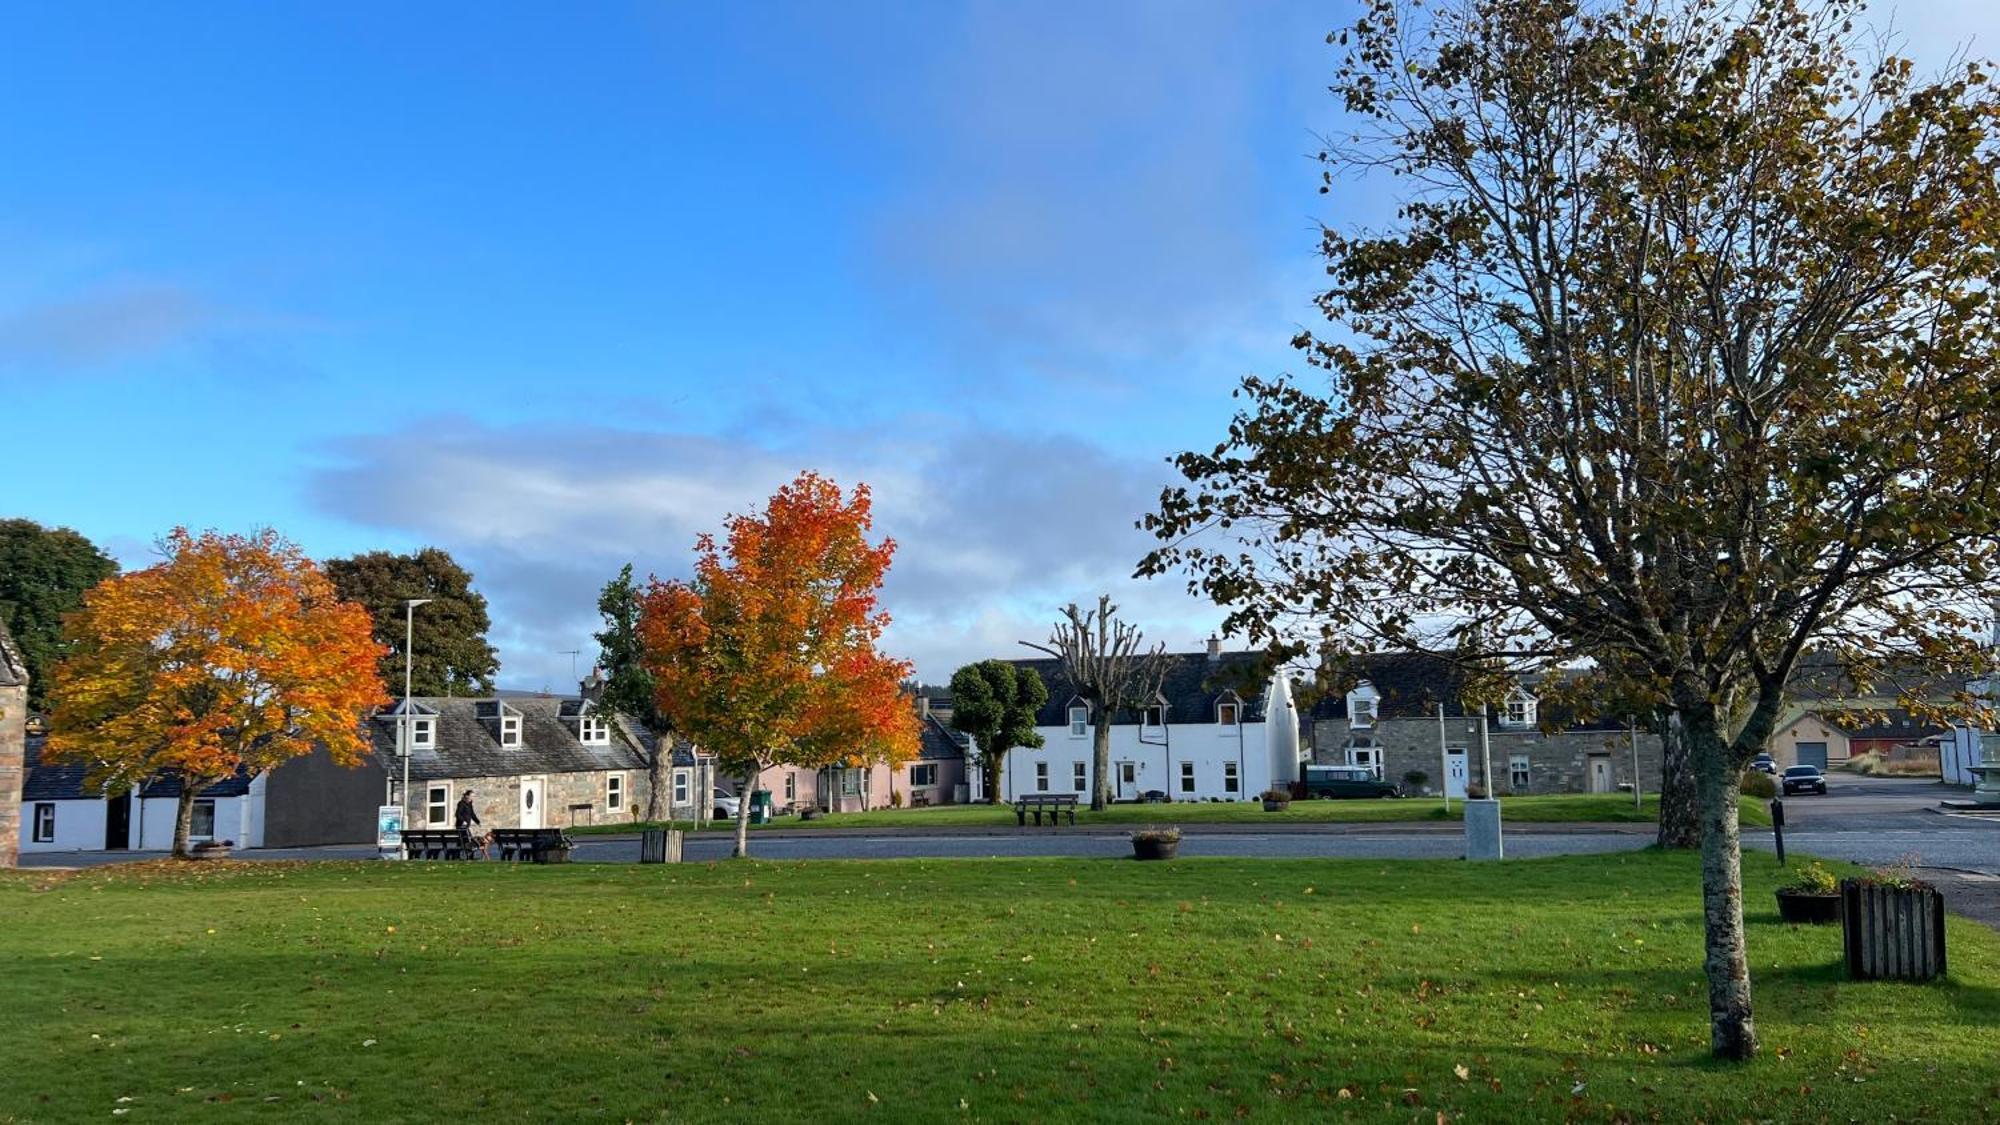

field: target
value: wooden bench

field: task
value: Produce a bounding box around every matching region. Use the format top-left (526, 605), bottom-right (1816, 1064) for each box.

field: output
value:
top-left (490, 827), bottom-right (575, 863)
top-left (401, 828), bottom-right (482, 861)
top-left (1014, 793), bottom-right (1079, 827)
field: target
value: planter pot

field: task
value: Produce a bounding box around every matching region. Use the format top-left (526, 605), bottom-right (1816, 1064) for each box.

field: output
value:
top-left (188, 842), bottom-right (231, 861)
top-left (1841, 880), bottom-right (1947, 981)
top-left (1131, 838), bottom-right (1179, 861)
top-left (1262, 799), bottom-right (1290, 813)
top-left (1775, 890), bottom-right (1841, 925)
top-left (536, 846), bottom-right (573, 866)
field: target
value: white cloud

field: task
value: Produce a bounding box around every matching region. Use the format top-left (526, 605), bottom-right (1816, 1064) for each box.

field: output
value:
top-left (308, 416), bottom-right (1221, 687)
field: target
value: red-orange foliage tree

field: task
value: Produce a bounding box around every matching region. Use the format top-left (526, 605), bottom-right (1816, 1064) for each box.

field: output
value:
top-left (639, 472), bottom-right (918, 857)
top-left (46, 529), bottom-right (388, 857)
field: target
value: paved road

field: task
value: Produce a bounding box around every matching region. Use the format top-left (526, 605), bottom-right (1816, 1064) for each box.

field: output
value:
top-left (21, 776), bottom-right (1994, 873)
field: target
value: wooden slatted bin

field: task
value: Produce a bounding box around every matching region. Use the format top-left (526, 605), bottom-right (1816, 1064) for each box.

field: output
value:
top-left (1841, 879), bottom-right (1946, 982)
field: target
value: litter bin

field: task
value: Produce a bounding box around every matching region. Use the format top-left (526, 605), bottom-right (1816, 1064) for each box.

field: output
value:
top-left (751, 789), bottom-right (775, 825)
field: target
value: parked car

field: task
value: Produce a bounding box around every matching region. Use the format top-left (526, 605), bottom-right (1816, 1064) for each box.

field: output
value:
top-left (1303, 764), bottom-right (1402, 799)
top-left (1749, 754), bottom-right (1777, 774)
top-left (1780, 765), bottom-right (1828, 795)
top-left (712, 789), bottom-right (742, 819)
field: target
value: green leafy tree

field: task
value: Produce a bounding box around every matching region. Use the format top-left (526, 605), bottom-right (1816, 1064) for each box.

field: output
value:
top-left (595, 564), bottom-right (666, 819)
top-left (0, 519), bottom-right (118, 711)
top-left (324, 548), bottom-right (499, 697)
top-left (1144, 0), bottom-right (2000, 1060)
top-left (948, 659), bottom-right (1048, 802)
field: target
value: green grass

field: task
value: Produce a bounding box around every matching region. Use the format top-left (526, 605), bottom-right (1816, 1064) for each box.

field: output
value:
top-left (2, 851), bottom-right (1990, 1122)
top-left (572, 793), bottom-right (1768, 834)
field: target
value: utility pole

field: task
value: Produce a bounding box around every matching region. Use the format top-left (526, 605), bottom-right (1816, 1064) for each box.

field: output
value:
top-left (1630, 716), bottom-right (1642, 812)
top-left (400, 598), bottom-right (432, 855)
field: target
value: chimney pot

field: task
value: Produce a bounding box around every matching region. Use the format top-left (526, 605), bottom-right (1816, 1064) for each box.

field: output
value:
top-left (1206, 635), bottom-right (1222, 660)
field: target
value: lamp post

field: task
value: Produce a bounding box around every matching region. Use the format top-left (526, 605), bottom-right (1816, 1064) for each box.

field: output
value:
top-left (400, 598), bottom-right (433, 854)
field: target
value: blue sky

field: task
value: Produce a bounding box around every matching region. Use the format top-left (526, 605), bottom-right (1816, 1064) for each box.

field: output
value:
top-left (3, 2), bottom-right (1992, 688)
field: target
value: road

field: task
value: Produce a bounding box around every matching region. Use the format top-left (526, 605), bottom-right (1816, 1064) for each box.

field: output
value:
top-left (21, 776), bottom-right (1995, 874)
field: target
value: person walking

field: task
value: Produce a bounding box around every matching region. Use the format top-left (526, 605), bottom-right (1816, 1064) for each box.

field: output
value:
top-left (455, 789), bottom-right (482, 852)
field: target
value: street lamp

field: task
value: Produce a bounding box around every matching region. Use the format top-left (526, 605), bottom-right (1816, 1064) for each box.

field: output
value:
top-left (399, 598), bottom-right (433, 855)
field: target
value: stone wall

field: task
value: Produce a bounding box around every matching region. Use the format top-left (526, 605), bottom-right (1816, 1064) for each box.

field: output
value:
top-left (0, 624), bottom-right (26, 868)
top-left (1311, 715), bottom-right (1663, 797)
top-left (407, 768), bottom-right (657, 833)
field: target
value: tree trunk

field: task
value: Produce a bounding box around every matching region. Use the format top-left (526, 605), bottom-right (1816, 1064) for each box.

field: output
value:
top-left (731, 768), bottom-right (757, 859)
top-left (1091, 714), bottom-right (1112, 810)
top-left (983, 741), bottom-right (1004, 804)
top-left (171, 787), bottom-right (196, 859)
top-left (644, 747), bottom-right (665, 823)
top-left (1688, 711), bottom-right (1756, 1060)
top-left (1655, 709), bottom-right (1700, 849)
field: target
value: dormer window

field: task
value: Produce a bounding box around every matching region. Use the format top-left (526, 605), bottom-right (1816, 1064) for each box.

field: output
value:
top-left (1351, 698), bottom-right (1377, 728)
top-left (1346, 681), bottom-right (1380, 729)
top-left (1068, 705), bottom-right (1089, 737)
top-left (410, 718), bottom-right (435, 748)
top-left (579, 716), bottom-right (610, 745)
top-left (1503, 692), bottom-right (1538, 729)
top-left (1217, 701), bottom-right (1240, 727)
top-left (501, 715), bottom-right (522, 747)
top-left (1143, 705), bottom-right (1164, 728)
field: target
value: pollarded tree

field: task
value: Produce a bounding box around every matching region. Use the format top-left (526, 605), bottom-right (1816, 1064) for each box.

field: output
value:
top-left (1023, 597), bottom-right (1168, 811)
top-left (0, 518), bottom-right (119, 712)
top-left (948, 659), bottom-right (1049, 803)
top-left (639, 472), bottom-right (919, 857)
top-left (324, 547), bottom-right (499, 697)
top-left (1144, 0), bottom-right (2000, 1060)
top-left (46, 529), bottom-right (389, 857)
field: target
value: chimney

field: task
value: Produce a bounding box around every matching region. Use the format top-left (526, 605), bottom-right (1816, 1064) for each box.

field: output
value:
top-left (1206, 634), bottom-right (1223, 661)
top-left (917, 695), bottom-right (931, 720)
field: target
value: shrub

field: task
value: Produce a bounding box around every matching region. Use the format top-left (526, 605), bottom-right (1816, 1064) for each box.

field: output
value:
top-left (1779, 862), bottom-right (1839, 895)
top-left (1466, 782), bottom-right (1489, 799)
top-left (1258, 788), bottom-right (1292, 802)
top-left (889, 789), bottom-right (904, 809)
top-left (1403, 770), bottom-right (1429, 789)
top-left (1130, 827), bottom-right (1182, 844)
top-left (1739, 770), bottom-right (1778, 800)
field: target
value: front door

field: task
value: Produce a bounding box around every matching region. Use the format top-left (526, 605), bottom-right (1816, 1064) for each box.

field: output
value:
top-left (1445, 750), bottom-right (1469, 799)
top-left (519, 777), bottom-right (544, 829)
top-left (1116, 761), bottom-right (1137, 801)
top-left (105, 792), bottom-right (131, 849)
top-left (1588, 756), bottom-right (1612, 793)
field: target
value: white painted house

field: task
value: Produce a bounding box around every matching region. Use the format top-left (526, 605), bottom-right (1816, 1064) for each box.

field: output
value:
top-left (992, 642), bottom-right (1301, 803)
top-left (16, 736), bottom-right (263, 855)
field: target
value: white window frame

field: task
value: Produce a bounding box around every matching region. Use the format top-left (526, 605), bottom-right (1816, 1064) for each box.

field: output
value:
top-left (1509, 754), bottom-right (1531, 790)
top-left (1347, 744), bottom-right (1382, 778)
top-left (579, 717), bottom-right (611, 746)
top-left (1504, 696), bottom-right (1537, 729)
top-left (1350, 698), bottom-right (1377, 729)
top-left (910, 763), bottom-right (938, 787)
top-left (1143, 705), bottom-right (1164, 729)
top-left (1068, 706), bottom-right (1089, 737)
top-left (1072, 761), bottom-right (1088, 793)
top-left (1223, 762), bottom-right (1240, 793)
top-left (190, 799), bottom-right (217, 841)
top-left (410, 717), bottom-right (435, 748)
top-left (606, 773), bottom-right (625, 812)
top-left (1035, 762), bottom-right (1049, 792)
top-left (784, 772), bottom-right (797, 802)
top-left (32, 802), bottom-right (54, 842)
top-left (426, 784), bottom-right (449, 826)
top-left (1217, 701), bottom-right (1240, 727)
top-left (1179, 761), bottom-right (1196, 794)
top-left (673, 770), bottom-right (690, 805)
top-left (500, 715), bottom-right (522, 747)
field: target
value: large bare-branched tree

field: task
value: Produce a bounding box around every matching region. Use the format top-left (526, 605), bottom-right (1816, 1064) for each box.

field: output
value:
top-left (1143, 0), bottom-right (2000, 1060)
top-left (1023, 596), bottom-right (1169, 810)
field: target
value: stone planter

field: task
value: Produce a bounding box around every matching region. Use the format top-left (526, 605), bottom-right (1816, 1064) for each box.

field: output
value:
top-left (537, 845), bottom-right (573, 865)
top-left (1131, 836), bottom-right (1179, 861)
top-left (1262, 798), bottom-right (1290, 813)
top-left (1841, 879), bottom-right (1946, 981)
top-left (1775, 889), bottom-right (1840, 925)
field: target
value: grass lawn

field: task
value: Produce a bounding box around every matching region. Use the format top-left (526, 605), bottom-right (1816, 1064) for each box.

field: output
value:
top-left (574, 793), bottom-right (1769, 835)
top-left (2, 851), bottom-right (1991, 1122)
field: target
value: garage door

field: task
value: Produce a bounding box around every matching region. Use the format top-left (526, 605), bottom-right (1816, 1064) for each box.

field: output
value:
top-left (1796, 742), bottom-right (1828, 768)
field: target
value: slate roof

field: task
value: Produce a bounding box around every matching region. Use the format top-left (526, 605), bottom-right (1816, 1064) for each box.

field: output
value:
top-left (20, 737), bottom-right (252, 801)
top-left (369, 696), bottom-right (651, 781)
top-left (0, 620), bottom-right (25, 688)
top-left (1011, 652), bottom-right (1273, 727)
top-left (919, 715), bottom-right (971, 760)
top-left (1822, 709), bottom-right (1950, 742)
top-left (1303, 653), bottom-right (1637, 732)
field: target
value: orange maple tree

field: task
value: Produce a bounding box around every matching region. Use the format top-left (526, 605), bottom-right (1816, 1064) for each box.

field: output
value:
top-left (639, 472), bottom-right (917, 857)
top-left (46, 528), bottom-right (389, 857)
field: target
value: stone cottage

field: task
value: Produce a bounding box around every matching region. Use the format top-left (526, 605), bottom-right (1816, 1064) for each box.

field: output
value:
top-left (1306, 653), bottom-right (1662, 798)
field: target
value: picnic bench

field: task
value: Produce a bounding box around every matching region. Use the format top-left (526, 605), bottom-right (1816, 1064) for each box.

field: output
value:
top-left (1014, 793), bottom-right (1079, 827)
top-left (490, 827), bottom-right (575, 863)
top-left (401, 828), bottom-right (483, 860)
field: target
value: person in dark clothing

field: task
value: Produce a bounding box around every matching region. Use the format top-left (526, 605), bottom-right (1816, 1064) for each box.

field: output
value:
top-left (455, 790), bottom-right (481, 839)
